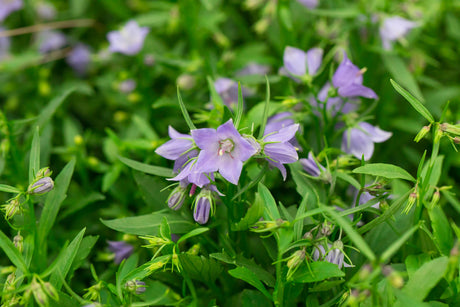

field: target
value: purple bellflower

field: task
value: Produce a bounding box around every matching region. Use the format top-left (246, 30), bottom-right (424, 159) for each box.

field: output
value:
top-left (0, 0), bottom-right (23, 22)
top-left (300, 152), bottom-right (325, 177)
top-left (107, 241), bottom-right (134, 264)
top-left (118, 79), bottom-right (137, 94)
top-left (36, 2), bottom-right (56, 20)
top-left (342, 122), bottom-right (392, 160)
top-left (236, 62), bottom-right (270, 76)
top-left (167, 180), bottom-right (188, 210)
top-left (66, 44), bottom-right (91, 75)
top-left (311, 82), bottom-right (358, 115)
top-left (0, 27), bottom-right (10, 61)
top-left (380, 16), bottom-right (417, 50)
top-left (281, 46), bottom-right (323, 80)
top-left (191, 119), bottom-right (257, 185)
top-left (107, 20), bottom-right (149, 56)
top-left (263, 123), bottom-right (300, 180)
top-left (214, 78), bottom-right (253, 110)
top-left (332, 52), bottom-right (378, 100)
top-left (312, 241), bottom-right (352, 269)
top-left (297, 0), bottom-right (318, 9)
top-left (265, 112), bottom-right (302, 150)
top-left (193, 188), bottom-right (214, 224)
top-left (37, 30), bottom-right (66, 53)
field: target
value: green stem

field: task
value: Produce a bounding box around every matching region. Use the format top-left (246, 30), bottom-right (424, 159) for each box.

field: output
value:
top-left (273, 251), bottom-right (284, 307)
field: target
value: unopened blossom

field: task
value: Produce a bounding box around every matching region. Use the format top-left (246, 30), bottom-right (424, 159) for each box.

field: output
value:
top-left (125, 280), bottom-right (146, 294)
top-left (155, 126), bottom-right (198, 172)
top-left (37, 30), bottom-right (67, 53)
top-left (167, 180), bottom-right (188, 210)
top-left (118, 79), bottom-right (136, 94)
top-left (312, 241), bottom-right (351, 269)
top-left (36, 2), bottom-right (56, 20)
top-left (107, 20), bottom-right (149, 56)
top-left (193, 188), bottom-right (213, 224)
top-left (107, 241), bottom-right (133, 264)
top-left (28, 177), bottom-right (54, 194)
top-left (191, 119), bottom-right (257, 185)
top-left (380, 16), bottom-right (417, 50)
top-left (282, 46), bottom-right (323, 78)
top-left (300, 152), bottom-right (325, 177)
top-left (342, 122), bottom-right (392, 160)
top-left (297, 0), bottom-right (318, 9)
top-left (236, 62), bottom-right (270, 76)
top-left (332, 52), bottom-right (378, 99)
top-left (214, 78), bottom-right (253, 110)
top-left (66, 44), bottom-right (91, 75)
top-left (263, 123), bottom-right (300, 180)
top-left (0, 0), bottom-right (23, 22)
top-left (0, 27), bottom-right (10, 61)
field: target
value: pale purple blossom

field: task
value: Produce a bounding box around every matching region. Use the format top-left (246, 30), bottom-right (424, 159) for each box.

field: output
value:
top-left (107, 241), bottom-right (133, 264)
top-left (134, 281), bottom-right (146, 294)
top-left (37, 30), bottom-right (67, 53)
top-left (265, 112), bottom-right (302, 150)
top-left (107, 20), bottom-right (149, 56)
top-left (36, 2), bottom-right (56, 20)
top-left (193, 189), bottom-right (212, 224)
top-left (312, 241), bottom-right (351, 269)
top-left (297, 0), bottom-right (318, 9)
top-left (311, 82), bottom-right (358, 115)
top-left (282, 46), bottom-right (323, 78)
top-left (214, 78), bottom-right (253, 110)
top-left (332, 52), bottom-right (378, 99)
top-left (0, 0), bottom-right (23, 22)
top-left (300, 152), bottom-right (325, 177)
top-left (191, 119), bottom-right (257, 185)
top-left (118, 79), bottom-right (137, 94)
top-left (236, 62), bottom-right (270, 76)
top-left (380, 16), bottom-right (417, 50)
top-left (342, 122), bottom-right (392, 160)
top-left (66, 44), bottom-right (91, 75)
top-left (263, 123), bottom-right (300, 180)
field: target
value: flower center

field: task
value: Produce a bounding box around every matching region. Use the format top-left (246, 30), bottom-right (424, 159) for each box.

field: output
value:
top-left (218, 139), bottom-right (234, 156)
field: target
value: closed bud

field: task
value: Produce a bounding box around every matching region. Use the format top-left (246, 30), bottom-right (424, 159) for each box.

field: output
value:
top-left (28, 177), bottom-right (54, 195)
top-left (177, 74), bottom-right (196, 90)
top-left (434, 127), bottom-right (444, 144)
top-left (388, 272), bottom-right (404, 289)
top-left (287, 249), bottom-right (306, 269)
top-left (414, 125), bottom-right (430, 142)
top-left (42, 282), bottom-right (59, 301)
top-left (2, 198), bottom-right (22, 220)
top-left (193, 189), bottom-right (214, 225)
top-left (320, 221), bottom-right (333, 237)
top-left (404, 191), bottom-right (418, 214)
top-left (454, 137), bottom-right (460, 144)
top-left (141, 236), bottom-right (170, 248)
top-left (358, 264), bottom-right (372, 281)
top-left (187, 243), bottom-right (200, 255)
top-left (31, 280), bottom-right (48, 307)
top-left (124, 280), bottom-right (146, 294)
top-left (440, 123), bottom-right (460, 135)
top-left (167, 185), bottom-right (187, 211)
top-left (36, 167), bottom-right (51, 179)
top-left (13, 233), bottom-right (23, 253)
top-left (431, 190), bottom-right (441, 207)
top-left (302, 231), bottom-right (313, 240)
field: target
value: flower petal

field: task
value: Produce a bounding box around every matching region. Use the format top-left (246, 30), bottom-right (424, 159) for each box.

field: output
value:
top-left (338, 84), bottom-right (378, 99)
top-left (265, 124), bottom-right (299, 142)
top-left (359, 122), bottom-right (392, 143)
top-left (342, 128), bottom-right (375, 161)
top-left (191, 128), bottom-right (219, 151)
top-left (264, 142), bottom-right (298, 163)
top-left (306, 47), bottom-right (323, 76)
top-left (219, 158), bottom-right (243, 185)
top-left (332, 52), bottom-right (361, 88)
top-left (283, 46), bottom-right (306, 76)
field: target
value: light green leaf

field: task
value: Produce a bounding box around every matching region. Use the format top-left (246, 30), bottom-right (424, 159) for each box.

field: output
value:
top-left (118, 156), bottom-right (174, 177)
top-left (0, 230), bottom-right (28, 273)
top-left (29, 127), bottom-right (40, 183)
top-left (390, 79), bottom-right (434, 123)
top-left (291, 262), bottom-right (345, 283)
top-left (232, 192), bottom-right (264, 231)
top-left (0, 184), bottom-right (21, 194)
top-left (258, 183), bottom-right (280, 220)
top-left (428, 206), bottom-right (453, 255)
top-left (177, 228), bottom-right (209, 244)
top-left (36, 86), bottom-right (77, 129)
top-left (177, 86), bottom-right (196, 130)
top-left (352, 163), bottom-right (415, 182)
top-left (229, 266), bottom-right (272, 299)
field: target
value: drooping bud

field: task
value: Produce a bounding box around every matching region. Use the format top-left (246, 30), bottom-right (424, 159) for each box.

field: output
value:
top-left (31, 279), bottom-right (48, 307)
top-left (414, 125), bottom-right (431, 142)
top-left (2, 198), bottom-right (22, 220)
top-left (167, 184), bottom-right (187, 210)
top-left (28, 177), bottom-right (54, 195)
top-left (42, 282), bottom-right (59, 301)
top-left (287, 249), bottom-right (306, 269)
top-left (13, 233), bottom-right (23, 253)
top-left (320, 221), bottom-right (333, 237)
top-left (404, 190), bottom-right (418, 214)
top-left (430, 189), bottom-right (441, 208)
top-left (187, 243), bottom-right (200, 255)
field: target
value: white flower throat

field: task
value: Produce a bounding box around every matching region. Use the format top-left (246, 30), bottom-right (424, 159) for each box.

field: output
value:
top-left (218, 139), bottom-right (234, 156)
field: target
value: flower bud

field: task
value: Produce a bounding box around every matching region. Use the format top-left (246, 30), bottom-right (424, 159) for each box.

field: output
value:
top-left (287, 249), bottom-right (306, 269)
top-left (140, 236), bottom-right (170, 248)
top-left (13, 233), bottom-right (23, 253)
top-left (187, 243), bottom-right (200, 255)
top-left (36, 167), bottom-right (51, 178)
top-left (124, 280), bottom-right (146, 294)
top-left (320, 221), bottom-right (333, 237)
top-left (167, 185), bottom-right (187, 210)
top-left (2, 198), bottom-right (22, 220)
top-left (177, 74), bottom-right (196, 90)
top-left (193, 189), bottom-right (214, 225)
top-left (440, 123), bottom-right (460, 135)
top-left (454, 137), bottom-right (460, 144)
top-left (31, 280), bottom-right (48, 307)
top-left (404, 191), bottom-right (418, 214)
top-left (42, 282), bottom-right (59, 301)
top-left (414, 125), bottom-right (431, 142)
top-left (388, 272), bottom-right (404, 289)
top-left (28, 177), bottom-right (54, 195)
top-left (430, 190), bottom-right (440, 207)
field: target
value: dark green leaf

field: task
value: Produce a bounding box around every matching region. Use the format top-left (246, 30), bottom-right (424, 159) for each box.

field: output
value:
top-left (428, 206), bottom-right (453, 255)
top-left (177, 86), bottom-right (196, 130)
top-left (258, 183), bottom-right (280, 220)
top-left (390, 79), bottom-right (434, 123)
top-left (232, 192), bottom-right (264, 231)
top-left (229, 266), bottom-right (272, 299)
top-left (178, 254), bottom-right (223, 283)
top-left (177, 227), bottom-right (209, 244)
top-left (291, 262), bottom-right (344, 283)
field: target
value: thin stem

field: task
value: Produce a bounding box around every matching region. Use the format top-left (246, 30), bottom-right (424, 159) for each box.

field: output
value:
top-left (0, 19), bottom-right (95, 38)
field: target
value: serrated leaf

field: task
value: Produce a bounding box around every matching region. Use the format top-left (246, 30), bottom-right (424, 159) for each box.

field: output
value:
top-left (229, 266), bottom-right (272, 299)
top-left (390, 79), bottom-right (434, 123)
top-left (291, 262), bottom-right (345, 283)
top-left (178, 254), bottom-right (223, 283)
top-left (101, 212), bottom-right (194, 236)
top-left (352, 163), bottom-right (415, 182)
top-left (118, 156), bottom-right (174, 177)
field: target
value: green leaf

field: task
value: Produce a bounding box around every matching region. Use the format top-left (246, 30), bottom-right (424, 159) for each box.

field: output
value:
top-left (177, 227), bottom-right (209, 244)
top-left (36, 86), bottom-right (77, 129)
top-left (29, 127), bottom-right (41, 183)
top-left (117, 254), bottom-right (139, 301)
top-left (380, 223), bottom-right (420, 263)
top-left (402, 256), bottom-right (448, 301)
top-left (258, 76), bottom-right (270, 139)
top-left (160, 216), bottom-right (171, 239)
top-left (49, 228), bottom-right (86, 290)
top-left (335, 171), bottom-right (361, 189)
top-left (234, 82), bottom-right (244, 129)
top-left (131, 280), bottom-right (181, 307)
top-left (0, 184), bottom-right (21, 194)
top-left (132, 115), bottom-right (159, 140)
top-left (229, 266), bottom-right (272, 299)
top-left (132, 171), bottom-right (168, 211)
top-left (352, 163), bottom-right (415, 182)
top-left (68, 235), bottom-right (98, 280)
top-left (293, 196), bottom-right (308, 241)
top-left (428, 206), bottom-right (453, 255)
top-left (291, 262), bottom-right (345, 283)
top-left (258, 183), bottom-right (280, 220)
top-left (37, 159), bottom-right (76, 246)
top-left (101, 212), bottom-right (195, 236)
top-left (0, 230), bottom-right (28, 273)
top-left (405, 254), bottom-right (431, 280)
top-left (118, 156), bottom-right (174, 177)
top-left (390, 79), bottom-right (434, 123)
top-left (177, 86), bottom-right (196, 130)
top-left (232, 192), bottom-right (264, 231)
top-left (178, 254), bottom-right (223, 283)
top-left (322, 206), bottom-right (376, 262)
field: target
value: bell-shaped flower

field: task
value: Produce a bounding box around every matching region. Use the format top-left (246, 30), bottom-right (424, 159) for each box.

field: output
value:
top-left (66, 44), bottom-right (91, 76)
top-left (107, 20), bottom-right (149, 56)
top-left (192, 119), bottom-right (257, 185)
top-left (282, 46), bottom-right (323, 79)
top-left (332, 52), bottom-right (378, 99)
top-left (0, 0), bottom-right (23, 22)
top-left (193, 188), bottom-right (214, 224)
top-left (167, 180), bottom-right (189, 210)
top-left (214, 78), bottom-right (253, 110)
top-left (380, 16), bottom-right (417, 50)
top-left (37, 30), bottom-right (67, 53)
top-left (107, 241), bottom-right (134, 264)
top-left (342, 122), bottom-right (392, 160)
top-left (263, 124), bottom-right (300, 180)
top-left (265, 112), bottom-right (302, 150)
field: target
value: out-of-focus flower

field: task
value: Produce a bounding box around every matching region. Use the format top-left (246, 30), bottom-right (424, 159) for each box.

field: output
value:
top-left (28, 177), bottom-right (54, 194)
top-left (191, 119), bottom-right (257, 185)
top-left (342, 122), bottom-right (392, 160)
top-left (263, 123), bottom-right (299, 180)
top-left (37, 30), bottom-right (67, 53)
top-left (0, 0), bottom-right (23, 22)
top-left (311, 82), bottom-right (358, 115)
top-left (380, 16), bottom-right (417, 50)
top-left (281, 46), bottom-right (323, 80)
top-left (0, 27), bottom-right (10, 61)
top-left (118, 79), bottom-right (136, 94)
top-left (300, 152), bottom-right (325, 177)
top-left (66, 44), bottom-right (91, 75)
top-left (297, 0), bottom-right (318, 9)
top-left (107, 20), bottom-right (149, 56)
top-left (177, 74), bottom-right (196, 90)
top-left (214, 78), bottom-right (253, 110)
top-left (236, 62), bottom-right (270, 76)
top-left (36, 2), bottom-right (56, 20)
top-left (332, 52), bottom-right (378, 99)
top-left (107, 241), bottom-right (134, 264)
